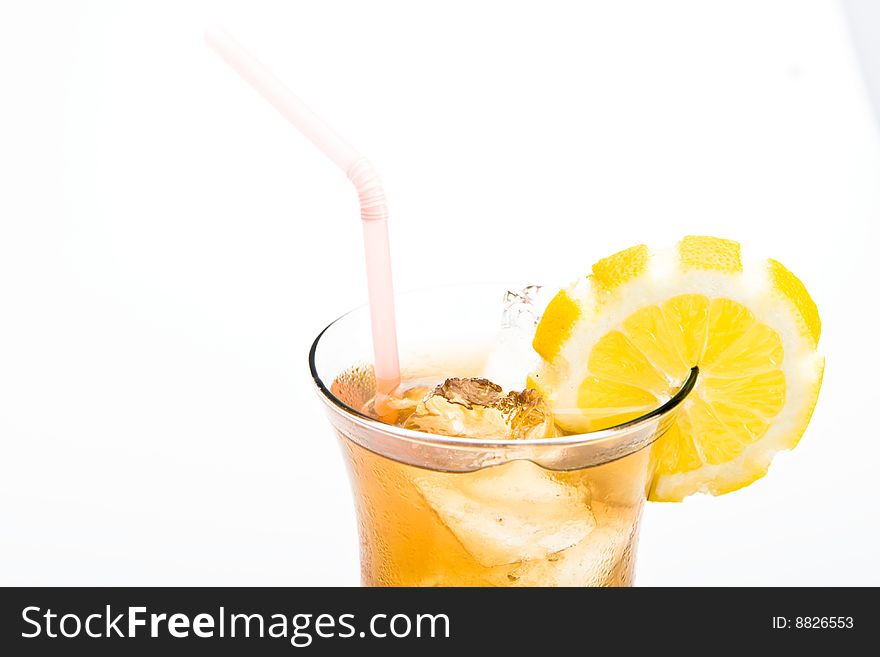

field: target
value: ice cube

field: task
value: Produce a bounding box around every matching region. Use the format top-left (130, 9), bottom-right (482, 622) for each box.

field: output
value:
top-left (363, 384), bottom-right (431, 423)
top-left (500, 285), bottom-right (547, 330)
top-left (483, 285), bottom-right (548, 391)
top-left (414, 460), bottom-right (596, 567)
top-left (511, 506), bottom-right (633, 586)
top-left (403, 377), bottom-right (555, 440)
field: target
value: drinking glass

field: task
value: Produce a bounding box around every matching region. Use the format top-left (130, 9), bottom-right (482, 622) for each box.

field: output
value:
top-left (310, 284), bottom-right (696, 586)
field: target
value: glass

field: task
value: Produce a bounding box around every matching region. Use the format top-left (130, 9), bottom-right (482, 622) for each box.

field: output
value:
top-left (310, 284), bottom-right (696, 586)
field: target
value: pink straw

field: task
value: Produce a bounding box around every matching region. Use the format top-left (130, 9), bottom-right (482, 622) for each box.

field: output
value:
top-left (205, 27), bottom-right (401, 399)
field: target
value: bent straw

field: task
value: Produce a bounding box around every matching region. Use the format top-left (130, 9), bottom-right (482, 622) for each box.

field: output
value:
top-left (205, 27), bottom-right (401, 399)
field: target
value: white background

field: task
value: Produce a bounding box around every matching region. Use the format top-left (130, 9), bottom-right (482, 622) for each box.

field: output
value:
top-left (1, 0), bottom-right (878, 586)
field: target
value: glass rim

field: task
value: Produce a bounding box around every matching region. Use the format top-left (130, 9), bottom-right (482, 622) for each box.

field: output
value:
top-left (309, 296), bottom-right (699, 449)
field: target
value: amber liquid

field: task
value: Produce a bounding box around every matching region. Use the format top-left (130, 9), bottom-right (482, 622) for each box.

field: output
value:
top-left (344, 439), bottom-right (648, 586)
top-left (332, 367), bottom-right (653, 587)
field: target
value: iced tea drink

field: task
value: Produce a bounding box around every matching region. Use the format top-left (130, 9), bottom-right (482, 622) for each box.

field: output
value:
top-left (311, 284), bottom-right (695, 587)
